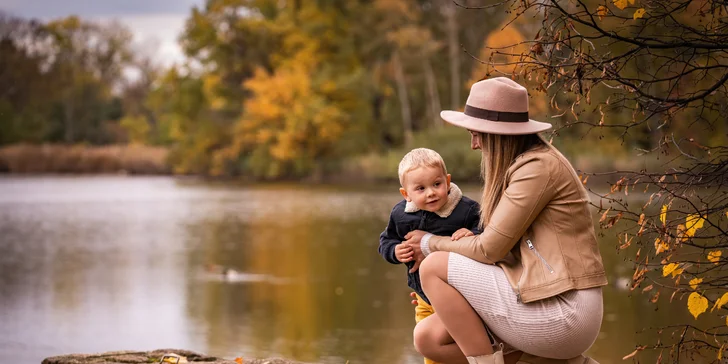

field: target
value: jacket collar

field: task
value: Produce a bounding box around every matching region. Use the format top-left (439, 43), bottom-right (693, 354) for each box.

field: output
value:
top-left (404, 183), bottom-right (463, 218)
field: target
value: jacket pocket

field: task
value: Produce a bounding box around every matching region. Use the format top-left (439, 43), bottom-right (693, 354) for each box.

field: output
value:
top-left (526, 239), bottom-right (555, 274)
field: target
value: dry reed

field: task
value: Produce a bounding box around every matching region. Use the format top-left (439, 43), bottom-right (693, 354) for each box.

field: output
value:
top-left (0, 144), bottom-right (171, 174)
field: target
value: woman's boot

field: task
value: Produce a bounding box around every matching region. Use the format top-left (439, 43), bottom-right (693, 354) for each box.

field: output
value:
top-left (515, 353), bottom-right (599, 364)
top-left (466, 350), bottom-right (504, 364)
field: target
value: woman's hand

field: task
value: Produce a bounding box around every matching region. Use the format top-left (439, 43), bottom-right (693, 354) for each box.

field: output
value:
top-left (410, 292), bottom-right (418, 305)
top-left (404, 230), bottom-right (428, 273)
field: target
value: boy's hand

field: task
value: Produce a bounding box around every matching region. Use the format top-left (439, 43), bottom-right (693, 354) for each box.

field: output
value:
top-left (395, 242), bottom-right (414, 263)
top-left (451, 228), bottom-right (474, 241)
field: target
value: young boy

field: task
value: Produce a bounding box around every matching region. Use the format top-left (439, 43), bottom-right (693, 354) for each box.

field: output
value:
top-left (378, 148), bottom-right (481, 364)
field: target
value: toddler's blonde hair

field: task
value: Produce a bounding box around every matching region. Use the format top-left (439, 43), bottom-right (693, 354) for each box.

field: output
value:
top-left (398, 148), bottom-right (448, 186)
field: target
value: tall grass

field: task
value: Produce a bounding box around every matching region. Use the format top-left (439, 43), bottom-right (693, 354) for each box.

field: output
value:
top-left (0, 144), bottom-right (170, 174)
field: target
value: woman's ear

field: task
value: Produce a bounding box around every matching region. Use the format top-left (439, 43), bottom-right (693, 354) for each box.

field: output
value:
top-left (399, 187), bottom-right (411, 201)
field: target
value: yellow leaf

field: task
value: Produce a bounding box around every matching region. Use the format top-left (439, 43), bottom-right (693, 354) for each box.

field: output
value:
top-left (613, 0), bottom-right (629, 10)
top-left (660, 204), bottom-right (668, 225)
top-left (663, 263), bottom-right (680, 277)
top-left (719, 343), bottom-right (725, 361)
top-left (597, 5), bottom-right (609, 19)
top-left (687, 292), bottom-right (708, 319)
top-left (633, 8), bottom-right (646, 19)
top-left (685, 214), bottom-right (705, 237)
top-left (235, 358), bottom-right (244, 364)
top-left (708, 250), bottom-right (722, 264)
top-left (711, 292), bottom-right (728, 312)
top-left (654, 237), bottom-right (669, 255)
top-left (628, 0), bottom-right (635, 4)
top-left (690, 278), bottom-right (703, 290)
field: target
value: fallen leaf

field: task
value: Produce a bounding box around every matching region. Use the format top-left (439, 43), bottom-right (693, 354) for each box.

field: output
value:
top-left (687, 292), bottom-right (708, 319)
top-left (708, 250), bottom-right (722, 264)
top-left (633, 8), bottom-right (646, 19)
top-left (235, 358), bottom-right (244, 364)
top-left (711, 292), bottom-right (728, 312)
top-left (689, 278), bottom-right (703, 290)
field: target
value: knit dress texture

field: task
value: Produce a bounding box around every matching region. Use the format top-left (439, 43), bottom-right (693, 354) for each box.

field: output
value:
top-left (447, 253), bottom-right (603, 359)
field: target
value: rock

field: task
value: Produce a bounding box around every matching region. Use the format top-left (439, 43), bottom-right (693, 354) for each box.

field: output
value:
top-left (41, 349), bottom-right (306, 364)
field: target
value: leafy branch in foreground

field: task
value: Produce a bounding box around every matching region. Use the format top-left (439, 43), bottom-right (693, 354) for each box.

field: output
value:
top-left (469, 0), bottom-right (728, 361)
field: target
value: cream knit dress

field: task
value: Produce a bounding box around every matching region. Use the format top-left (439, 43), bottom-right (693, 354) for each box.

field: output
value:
top-left (446, 252), bottom-right (603, 359)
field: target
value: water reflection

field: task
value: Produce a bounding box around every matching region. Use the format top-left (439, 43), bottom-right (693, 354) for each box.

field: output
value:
top-left (0, 176), bottom-right (718, 364)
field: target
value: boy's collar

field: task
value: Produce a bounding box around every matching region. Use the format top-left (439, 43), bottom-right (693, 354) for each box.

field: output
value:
top-left (404, 183), bottom-right (463, 218)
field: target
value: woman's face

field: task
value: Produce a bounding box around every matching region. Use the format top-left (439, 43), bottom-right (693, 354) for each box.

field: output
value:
top-left (469, 130), bottom-right (482, 150)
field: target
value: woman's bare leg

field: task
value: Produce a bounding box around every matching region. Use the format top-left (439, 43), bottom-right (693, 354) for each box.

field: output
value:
top-left (418, 251), bottom-right (493, 357)
top-left (413, 313), bottom-right (468, 364)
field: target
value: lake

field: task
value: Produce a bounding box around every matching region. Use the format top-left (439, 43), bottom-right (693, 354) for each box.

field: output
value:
top-left (0, 176), bottom-right (707, 363)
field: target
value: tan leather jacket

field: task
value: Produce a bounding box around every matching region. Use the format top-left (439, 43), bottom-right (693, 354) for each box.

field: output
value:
top-left (422, 146), bottom-right (608, 303)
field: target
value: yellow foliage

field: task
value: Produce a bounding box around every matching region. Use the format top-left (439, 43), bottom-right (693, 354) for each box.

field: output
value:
top-left (633, 8), bottom-right (646, 19)
top-left (708, 250), bottom-right (722, 264)
top-left (687, 292), bottom-right (708, 319)
top-left (660, 204), bottom-right (668, 225)
top-left (689, 278), bottom-right (703, 290)
top-left (685, 214), bottom-right (705, 237)
top-left (597, 6), bottom-right (609, 20)
top-left (662, 263), bottom-right (682, 277)
top-left (613, 0), bottom-right (629, 10)
top-left (471, 22), bottom-right (527, 81)
top-left (654, 237), bottom-right (669, 255)
top-left (202, 74), bottom-right (226, 110)
top-left (711, 292), bottom-right (728, 312)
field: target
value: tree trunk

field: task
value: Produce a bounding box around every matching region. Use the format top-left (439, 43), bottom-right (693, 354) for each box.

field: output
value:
top-left (423, 58), bottom-right (442, 128)
top-left (444, 1), bottom-right (460, 109)
top-left (392, 51), bottom-right (413, 146)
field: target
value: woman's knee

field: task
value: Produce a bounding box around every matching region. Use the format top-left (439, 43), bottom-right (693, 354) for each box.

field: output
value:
top-left (419, 251), bottom-right (449, 282)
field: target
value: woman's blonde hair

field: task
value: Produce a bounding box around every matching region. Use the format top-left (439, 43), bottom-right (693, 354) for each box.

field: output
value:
top-left (477, 132), bottom-right (548, 228)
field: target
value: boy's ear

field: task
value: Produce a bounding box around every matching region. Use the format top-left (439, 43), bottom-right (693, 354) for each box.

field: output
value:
top-left (399, 187), bottom-right (411, 201)
top-left (446, 174), bottom-right (452, 187)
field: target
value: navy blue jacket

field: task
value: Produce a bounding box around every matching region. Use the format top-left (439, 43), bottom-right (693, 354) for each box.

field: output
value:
top-left (378, 196), bottom-right (481, 304)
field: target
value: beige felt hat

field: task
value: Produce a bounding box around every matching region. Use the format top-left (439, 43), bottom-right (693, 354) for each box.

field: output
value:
top-left (441, 77), bottom-right (552, 135)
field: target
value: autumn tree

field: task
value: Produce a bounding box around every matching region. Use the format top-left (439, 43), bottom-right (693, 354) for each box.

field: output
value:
top-left (469, 0), bottom-right (728, 361)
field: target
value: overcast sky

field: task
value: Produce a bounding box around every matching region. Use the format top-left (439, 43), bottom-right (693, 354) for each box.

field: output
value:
top-left (1, 0), bottom-right (206, 66)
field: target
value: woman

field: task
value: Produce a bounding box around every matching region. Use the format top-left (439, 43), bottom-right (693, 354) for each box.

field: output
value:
top-left (404, 77), bottom-right (607, 364)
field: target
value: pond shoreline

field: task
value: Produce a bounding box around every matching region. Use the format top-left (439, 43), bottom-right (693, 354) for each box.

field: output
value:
top-left (42, 349), bottom-right (304, 364)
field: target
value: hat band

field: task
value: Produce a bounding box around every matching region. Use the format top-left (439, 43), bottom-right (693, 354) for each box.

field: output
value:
top-left (464, 105), bottom-right (529, 122)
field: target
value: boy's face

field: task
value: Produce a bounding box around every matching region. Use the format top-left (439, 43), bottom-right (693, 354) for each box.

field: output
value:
top-left (399, 166), bottom-right (451, 212)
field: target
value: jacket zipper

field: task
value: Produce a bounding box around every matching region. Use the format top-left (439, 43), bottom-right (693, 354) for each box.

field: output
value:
top-left (526, 239), bottom-right (555, 274)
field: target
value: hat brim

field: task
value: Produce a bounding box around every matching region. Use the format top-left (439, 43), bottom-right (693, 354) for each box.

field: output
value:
top-left (440, 110), bottom-right (552, 135)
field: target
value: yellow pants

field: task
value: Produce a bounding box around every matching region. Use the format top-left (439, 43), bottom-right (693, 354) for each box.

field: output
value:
top-left (414, 294), bottom-right (441, 364)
